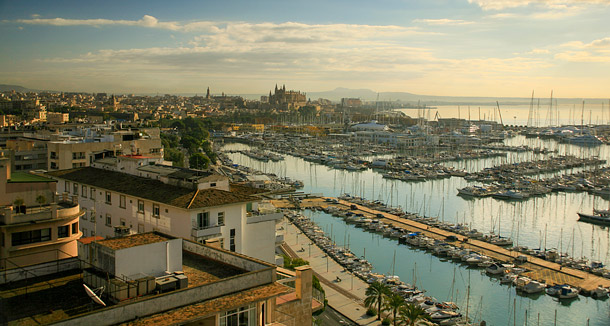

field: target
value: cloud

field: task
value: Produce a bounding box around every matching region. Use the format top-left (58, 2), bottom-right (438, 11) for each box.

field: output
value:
top-left (555, 37), bottom-right (610, 62)
top-left (14, 15), bottom-right (182, 31)
top-left (413, 19), bottom-right (474, 25)
top-left (469, 0), bottom-right (609, 10)
top-left (528, 48), bottom-right (550, 54)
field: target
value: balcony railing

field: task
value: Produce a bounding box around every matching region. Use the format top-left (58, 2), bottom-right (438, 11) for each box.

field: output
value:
top-left (191, 225), bottom-right (222, 238)
top-left (0, 193), bottom-right (82, 225)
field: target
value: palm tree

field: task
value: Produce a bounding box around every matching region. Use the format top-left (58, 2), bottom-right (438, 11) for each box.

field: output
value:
top-left (364, 281), bottom-right (390, 320)
top-left (397, 303), bottom-right (430, 326)
top-left (384, 293), bottom-right (406, 326)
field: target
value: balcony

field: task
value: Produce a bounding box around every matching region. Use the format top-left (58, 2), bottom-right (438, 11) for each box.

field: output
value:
top-left (275, 233), bottom-right (284, 244)
top-left (0, 194), bottom-right (83, 226)
top-left (246, 211), bottom-right (283, 224)
top-left (191, 225), bottom-right (222, 238)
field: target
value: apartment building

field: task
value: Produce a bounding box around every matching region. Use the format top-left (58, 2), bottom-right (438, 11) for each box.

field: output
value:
top-left (47, 127), bottom-right (163, 170)
top-left (46, 155), bottom-right (282, 264)
top-left (0, 156), bottom-right (83, 270)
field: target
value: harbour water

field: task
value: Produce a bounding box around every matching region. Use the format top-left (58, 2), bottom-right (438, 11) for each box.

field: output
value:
top-left (221, 137), bottom-right (610, 325)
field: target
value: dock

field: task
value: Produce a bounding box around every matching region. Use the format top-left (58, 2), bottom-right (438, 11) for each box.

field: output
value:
top-left (273, 196), bottom-right (610, 294)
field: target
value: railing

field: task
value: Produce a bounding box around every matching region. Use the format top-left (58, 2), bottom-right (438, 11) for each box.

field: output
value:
top-left (191, 225), bottom-right (222, 238)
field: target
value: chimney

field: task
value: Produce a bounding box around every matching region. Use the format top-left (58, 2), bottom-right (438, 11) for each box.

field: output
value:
top-left (294, 265), bottom-right (312, 301)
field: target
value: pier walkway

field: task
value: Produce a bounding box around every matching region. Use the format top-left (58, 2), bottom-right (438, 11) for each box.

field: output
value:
top-left (280, 217), bottom-right (382, 325)
top-left (279, 197), bottom-right (610, 294)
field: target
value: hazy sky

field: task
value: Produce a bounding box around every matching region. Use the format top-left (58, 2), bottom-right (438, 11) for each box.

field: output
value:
top-left (1, 0), bottom-right (609, 97)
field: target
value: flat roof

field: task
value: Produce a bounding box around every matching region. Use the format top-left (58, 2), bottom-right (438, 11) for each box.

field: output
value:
top-left (1, 246), bottom-right (255, 325)
top-left (96, 232), bottom-right (174, 250)
top-left (8, 172), bottom-right (56, 183)
top-left (46, 167), bottom-right (255, 209)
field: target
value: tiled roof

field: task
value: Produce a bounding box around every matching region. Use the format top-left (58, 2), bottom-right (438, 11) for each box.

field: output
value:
top-left (47, 167), bottom-right (255, 209)
top-left (121, 283), bottom-right (292, 325)
top-left (96, 232), bottom-right (174, 250)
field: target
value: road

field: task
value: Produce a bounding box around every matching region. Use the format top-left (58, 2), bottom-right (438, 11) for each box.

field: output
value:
top-left (315, 305), bottom-right (359, 326)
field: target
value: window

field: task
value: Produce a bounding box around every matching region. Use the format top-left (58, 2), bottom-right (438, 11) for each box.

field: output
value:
top-left (105, 214), bottom-right (112, 226)
top-left (73, 183), bottom-right (78, 195)
top-left (230, 228), bottom-right (236, 252)
top-left (81, 185), bottom-right (87, 198)
top-left (50, 151), bottom-right (57, 159)
top-left (219, 304), bottom-right (256, 326)
top-left (82, 228), bottom-right (87, 237)
top-left (65, 181), bottom-right (70, 193)
top-left (153, 204), bottom-right (160, 217)
top-left (120, 218), bottom-right (126, 226)
top-left (58, 225), bottom-right (69, 238)
top-left (197, 212), bottom-right (210, 228)
top-left (211, 182), bottom-right (216, 187)
top-left (90, 212), bottom-right (96, 223)
top-left (90, 187), bottom-right (96, 200)
top-left (119, 195), bottom-right (126, 208)
top-left (138, 200), bottom-right (144, 213)
top-left (72, 152), bottom-right (85, 159)
top-left (105, 191), bottom-right (111, 204)
top-left (72, 222), bottom-right (78, 235)
top-left (219, 238), bottom-right (224, 249)
top-left (91, 230), bottom-right (95, 236)
top-left (11, 228), bottom-right (51, 246)
top-left (218, 212), bottom-right (225, 226)
top-left (50, 162), bottom-right (58, 169)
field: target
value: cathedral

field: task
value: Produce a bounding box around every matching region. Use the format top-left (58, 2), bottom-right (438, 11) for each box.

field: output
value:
top-left (268, 84), bottom-right (307, 110)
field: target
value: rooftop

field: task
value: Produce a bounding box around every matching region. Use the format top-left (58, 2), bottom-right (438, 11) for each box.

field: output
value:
top-left (46, 167), bottom-right (255, 209)
top-left (0, 242), bottom-right (263, 325)
top-left (96, 232), bottom-right (174, 250)
top-left (120, 283), bottom-right (291, 325)
top-left (8, 172), bottom-right (56, 183)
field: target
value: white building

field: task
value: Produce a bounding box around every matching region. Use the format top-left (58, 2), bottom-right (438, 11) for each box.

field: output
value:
top-left (46, 156), bottom-right (282, 264)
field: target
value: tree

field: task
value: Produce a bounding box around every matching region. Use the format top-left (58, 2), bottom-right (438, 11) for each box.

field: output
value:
top-left (397, 303), bottom-right (430, 326)
top-left (384, 293), bottom-right (406, 326)
top-left (36, 195), bottom-right (46, 207)
top-left (364, 281), bottom-right (391, 321)
top-left (189, 153), bottom-right (210, 170)
top-left (164, 148), bottom-right (184, 167)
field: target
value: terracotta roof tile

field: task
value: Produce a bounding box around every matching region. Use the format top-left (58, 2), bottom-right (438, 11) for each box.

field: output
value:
top-left (96, 232), bottom-right (173, 250)
top-left (121, 283), bottom-right (292, 325)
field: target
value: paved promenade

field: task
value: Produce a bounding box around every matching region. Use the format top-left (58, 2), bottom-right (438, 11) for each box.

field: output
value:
top-left (280, 217), bottom-right (382, 326)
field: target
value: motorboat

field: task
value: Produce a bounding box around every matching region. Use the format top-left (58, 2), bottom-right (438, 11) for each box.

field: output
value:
top-left (591, 285), bottom-right (609, 299)
top-left (486, 262), bottom-right (506, 275)
top-left (577, 209), bottom-right (610, 226)
top-left (546, 284), bottom-right (579, 299)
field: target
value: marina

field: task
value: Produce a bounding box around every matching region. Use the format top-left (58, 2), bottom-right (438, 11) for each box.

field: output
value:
top-left (220, 134), bottom-right (610, 325)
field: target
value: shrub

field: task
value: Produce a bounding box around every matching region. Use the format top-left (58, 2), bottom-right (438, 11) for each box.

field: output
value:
top-left (366, 307), bottom-right (377, 316)
top-left (381, 318), bottom-right (391, 325)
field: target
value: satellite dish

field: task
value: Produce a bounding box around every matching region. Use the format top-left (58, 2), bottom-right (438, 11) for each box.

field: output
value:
top-left (83, 284), bottom-right (106, 306)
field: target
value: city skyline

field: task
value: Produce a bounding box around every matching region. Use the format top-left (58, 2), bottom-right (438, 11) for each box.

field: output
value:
top-left (1, 0), bottom-right (609, 98)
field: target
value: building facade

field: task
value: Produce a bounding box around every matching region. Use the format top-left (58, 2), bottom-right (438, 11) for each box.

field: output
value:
top-left (46, 156), bottom-right (281, 264)
top-left (0, 156), bottom-right (83, 270)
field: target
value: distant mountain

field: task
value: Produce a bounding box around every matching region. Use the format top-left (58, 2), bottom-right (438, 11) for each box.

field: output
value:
top-left (0, 84), bottom-right (39, 93)
top-left (305, 87), bottom-right (606, 106)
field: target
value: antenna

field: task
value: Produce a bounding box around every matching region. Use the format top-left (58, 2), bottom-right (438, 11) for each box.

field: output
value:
top-left (84, 284), bottom-right (106, 306)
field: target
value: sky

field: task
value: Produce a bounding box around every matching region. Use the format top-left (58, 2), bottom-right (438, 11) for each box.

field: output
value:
top-left (0, 0), bottom-right (609, 98)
